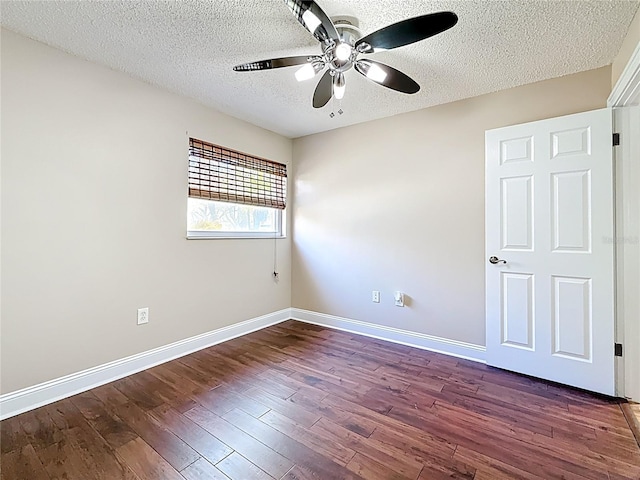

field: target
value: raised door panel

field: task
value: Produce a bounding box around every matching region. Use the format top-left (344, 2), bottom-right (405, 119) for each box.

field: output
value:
top-left (501, 176), bottom-right (533, 251)
top-left (552, 276), bottom-right (592, 362)
top-left (500, 272), bottom-right (535, 350)
top-left (551, 170), bottom-right (591, 253)
top-left (551, 127), bottom-right (591, 159)
top-left (500, 136), bottom-right (533, 164)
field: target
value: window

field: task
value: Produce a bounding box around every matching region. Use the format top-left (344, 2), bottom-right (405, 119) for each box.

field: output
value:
top-left (187, 138), bottom-right (287, 238)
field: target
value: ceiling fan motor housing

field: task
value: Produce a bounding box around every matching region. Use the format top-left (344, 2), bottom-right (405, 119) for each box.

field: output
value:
top-left (332, 16), bottom-right (362, 45)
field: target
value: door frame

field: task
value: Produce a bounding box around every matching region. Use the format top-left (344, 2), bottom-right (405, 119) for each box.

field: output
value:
top-left (608, 41), bottom-right (640, 400)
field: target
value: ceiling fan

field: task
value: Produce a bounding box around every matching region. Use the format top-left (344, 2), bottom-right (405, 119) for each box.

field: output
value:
top-left (233, 0), bottom-right (458, 108)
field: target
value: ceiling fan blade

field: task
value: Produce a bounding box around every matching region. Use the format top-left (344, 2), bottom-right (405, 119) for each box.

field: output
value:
top-left (233, 55), bottom-right (315, 71)
top-left (313, 69), bottom-right (332, 108)
top-left (355, 59), bottom-right (420, 94)
top-left (355, 12), bottom-right (458, 53)
top-left (283, 0), bottom-right (340, 45)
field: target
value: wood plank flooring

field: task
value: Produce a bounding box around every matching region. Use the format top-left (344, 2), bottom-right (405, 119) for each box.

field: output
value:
top-left (2, 320), bottom-right (639, 479)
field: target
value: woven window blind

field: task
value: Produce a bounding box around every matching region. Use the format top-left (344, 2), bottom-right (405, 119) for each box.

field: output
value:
top-left (188, 138), bottom-right (287, 210)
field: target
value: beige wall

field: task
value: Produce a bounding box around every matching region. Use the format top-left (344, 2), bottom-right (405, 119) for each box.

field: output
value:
top-left (0, 29), bottom-right (292, 394)
top-left (612, 5), bottom-right (640, 87)
top-left (292, 66), bottom-right (612, 347)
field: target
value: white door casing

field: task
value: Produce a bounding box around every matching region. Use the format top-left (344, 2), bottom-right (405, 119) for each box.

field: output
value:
top-left (485, 108), bottom-right (615, 395)
top-left (613, 106), bottom-right (640, 400)
top-left (609, 40), bottom-right (640, 400)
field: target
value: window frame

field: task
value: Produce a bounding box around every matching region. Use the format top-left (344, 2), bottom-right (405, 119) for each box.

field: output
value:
top-left (186, 137), bottom-right (287, 239)
top-left (186, 200), bottom-right (286, 239)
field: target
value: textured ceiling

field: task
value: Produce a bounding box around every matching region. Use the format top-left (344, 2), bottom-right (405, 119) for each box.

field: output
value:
top-left (1, 1), bottom-right (638, 138)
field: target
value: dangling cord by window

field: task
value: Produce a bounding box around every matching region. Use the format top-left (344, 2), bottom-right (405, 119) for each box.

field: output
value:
top-left (273, 228), bottom-right (279, 281)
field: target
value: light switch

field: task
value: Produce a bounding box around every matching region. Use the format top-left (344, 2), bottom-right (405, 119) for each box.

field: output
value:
top-left (394, 291), bottom-right (404, 307)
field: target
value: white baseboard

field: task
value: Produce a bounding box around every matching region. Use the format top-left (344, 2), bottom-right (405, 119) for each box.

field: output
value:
top-left (290, 308), bottom-right (486, 363)
top-left (1, 307), bottom-right (486, 420)
top-left (0, 309), bottom-right (290, 420)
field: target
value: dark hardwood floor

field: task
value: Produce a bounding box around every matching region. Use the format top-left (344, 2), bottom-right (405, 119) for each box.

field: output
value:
top-left (2, 320), bottom-right (639, 479)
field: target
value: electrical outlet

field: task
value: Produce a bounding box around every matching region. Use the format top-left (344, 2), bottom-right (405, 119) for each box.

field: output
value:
top-left (137, 307), bottom-right (149, 325)
top-left (372, 290), bottom-right (380, 303)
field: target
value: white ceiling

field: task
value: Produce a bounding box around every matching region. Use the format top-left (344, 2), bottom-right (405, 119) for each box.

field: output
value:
top-left (1, 1), bottom-right (638, 138)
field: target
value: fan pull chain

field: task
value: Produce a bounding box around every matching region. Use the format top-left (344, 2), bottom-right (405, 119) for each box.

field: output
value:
top-left (329, 97), bottom-right (344, 118)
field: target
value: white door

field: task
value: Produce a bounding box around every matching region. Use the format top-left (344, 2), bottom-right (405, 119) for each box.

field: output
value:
top-left (485, 108), bottom-right (615, 395)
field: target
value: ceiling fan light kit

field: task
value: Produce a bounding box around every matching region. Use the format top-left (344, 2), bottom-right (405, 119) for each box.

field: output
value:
top-left (333, 71), bottom-right (346, 99)
top-left (233, 1), bottom-right (458, 109)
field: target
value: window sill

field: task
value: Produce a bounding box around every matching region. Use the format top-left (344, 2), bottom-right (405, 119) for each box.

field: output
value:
top-left (186, 234), bottom-right (287, 240)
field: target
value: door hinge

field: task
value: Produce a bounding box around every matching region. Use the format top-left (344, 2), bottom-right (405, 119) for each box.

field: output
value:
top-left (613, 133), bottom-right (620, 146)
top-left (614, 343), bottom-right (623, 357)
